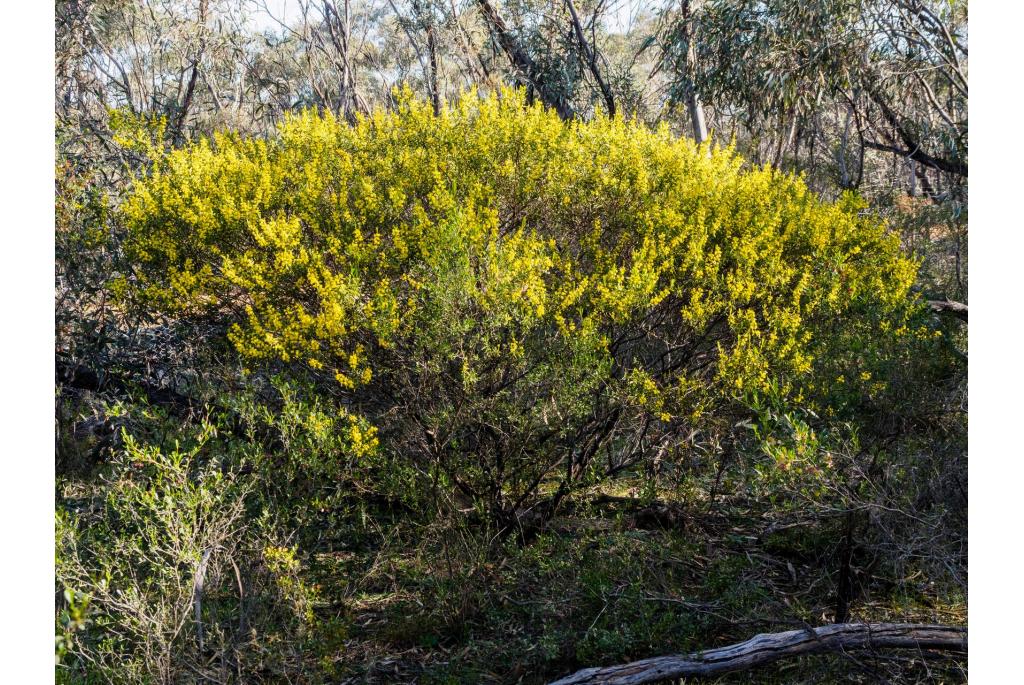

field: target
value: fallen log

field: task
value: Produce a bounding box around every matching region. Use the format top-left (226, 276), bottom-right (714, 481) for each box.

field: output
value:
top-left (548, 623), bottom-right (966, 684)
top-left (928, 299), bottom-right (968, 322)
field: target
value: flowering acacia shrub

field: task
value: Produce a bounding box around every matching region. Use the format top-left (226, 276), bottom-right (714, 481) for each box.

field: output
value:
top-left (122, 88), bottom-right (919, 527)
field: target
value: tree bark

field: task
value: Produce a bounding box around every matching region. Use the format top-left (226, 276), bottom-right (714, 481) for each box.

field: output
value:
top-left (548, 623), bottom-right (966, 684)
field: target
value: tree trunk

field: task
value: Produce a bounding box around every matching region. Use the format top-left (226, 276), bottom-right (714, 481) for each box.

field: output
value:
top-left (681, 0), bottom-right (708, 143)
top-left (476, 0), bottom-right (572, 118)
top-left (412, 0), bottom-right (441, 115)
top-left (834, 510), bottom-right (856, 623)
top-left (549, 623), bottom-right (966, 684)
top-left (172, 0), bottom-right (208, 144)
top-left (565, 0), bottom-right (615, 116)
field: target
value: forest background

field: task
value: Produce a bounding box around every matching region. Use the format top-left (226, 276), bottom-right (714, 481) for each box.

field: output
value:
top-left (0, 1), bottom-right (1015, 682)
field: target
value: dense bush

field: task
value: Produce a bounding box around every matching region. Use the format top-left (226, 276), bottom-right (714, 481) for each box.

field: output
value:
top-left (120, 88), bottom-right (920, 530)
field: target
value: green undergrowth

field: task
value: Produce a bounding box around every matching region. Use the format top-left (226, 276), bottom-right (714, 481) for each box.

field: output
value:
top-left (55, 386), bottom-right (965, 683)
top-left (281, 484), bottom-right (964, 683)
top-left (57, 454), bottom-right (965, 684)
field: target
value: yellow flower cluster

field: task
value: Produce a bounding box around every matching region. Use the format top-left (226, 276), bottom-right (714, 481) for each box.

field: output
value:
top-left (122, 87), bottom-right (918, 424)
top-left (263, 545), bottom-right (318, 627)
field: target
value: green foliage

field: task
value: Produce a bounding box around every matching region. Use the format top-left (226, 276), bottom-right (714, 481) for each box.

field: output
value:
top-left (56, 159), bottom-right (117, 366)
top-left (56, 1), bottom-right (967, 680)
top-left (54, 421), bottom-right (344, 683)
top-left (55, 588), bottom-right (91, 667)
top-left (675, 0), bottom-right (967, 189)
top-left (120, 87), bottom-right (921, 525)
top-left (687, 0), bottom-right (864, 126)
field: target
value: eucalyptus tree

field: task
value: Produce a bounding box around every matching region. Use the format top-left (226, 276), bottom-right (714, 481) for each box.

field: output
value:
top-left (656, 0), bottom-right (966, 199)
